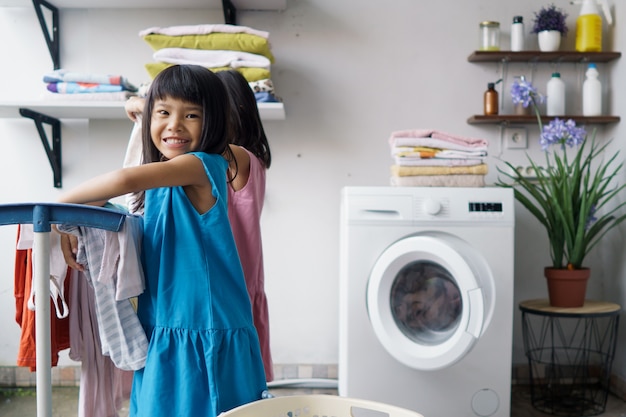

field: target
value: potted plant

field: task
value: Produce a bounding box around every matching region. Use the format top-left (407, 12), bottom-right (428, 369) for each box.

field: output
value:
top-left (496, 77), bottom-right (626, 307)
top-left (531, 4), bottom-right (568, 51)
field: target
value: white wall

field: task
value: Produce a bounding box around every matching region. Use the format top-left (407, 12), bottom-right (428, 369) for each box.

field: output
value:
top-left (1, 0), bottom-right (626, 382)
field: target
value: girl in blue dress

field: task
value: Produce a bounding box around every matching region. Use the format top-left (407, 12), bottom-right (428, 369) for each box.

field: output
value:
top-left (58, 64), bottom-right (267, 417)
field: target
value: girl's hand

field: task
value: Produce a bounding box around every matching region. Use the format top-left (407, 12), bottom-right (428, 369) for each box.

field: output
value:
top-left (59, 232), bottom-right (85, 272)
top-left (125, 96), bottom-right (146, 122)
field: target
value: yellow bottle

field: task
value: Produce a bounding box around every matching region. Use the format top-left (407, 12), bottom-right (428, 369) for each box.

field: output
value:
top-left (575, 0), bottom-right (612, 52)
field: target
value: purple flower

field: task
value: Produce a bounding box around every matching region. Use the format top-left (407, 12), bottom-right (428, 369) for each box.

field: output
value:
top-left (531, 4), bottom-right (568, 35)
top-left (540, 118), bottom-right (587, 151)
top-left (511, 78), bottom-right (544, 108)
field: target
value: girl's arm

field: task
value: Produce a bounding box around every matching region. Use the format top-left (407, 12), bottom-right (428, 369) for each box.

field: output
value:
top-left (59, 154), bottom-right (211, 208)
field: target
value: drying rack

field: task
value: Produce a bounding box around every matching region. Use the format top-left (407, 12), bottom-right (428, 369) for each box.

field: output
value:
top-left (0, 203), bottom-right (127, 417)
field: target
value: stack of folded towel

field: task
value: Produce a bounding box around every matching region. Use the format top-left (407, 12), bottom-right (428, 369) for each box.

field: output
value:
top-left (139, 23), bottom-right (280, 103)
top-left (42, 69), bottom-right (138, 101)
top-left (389, 129), bottom-right (489, 187)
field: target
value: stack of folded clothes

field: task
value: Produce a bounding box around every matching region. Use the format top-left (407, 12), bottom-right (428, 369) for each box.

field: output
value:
top-left (42, 69), bottom-right (138, 101)
top-left (389, 129), bottom-right (489, 187)
top-left (139, 23), bottom-right (281, 103)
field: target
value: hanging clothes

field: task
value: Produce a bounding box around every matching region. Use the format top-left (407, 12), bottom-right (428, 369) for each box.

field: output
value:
top-left (13, 225), bottom-right (71, 370)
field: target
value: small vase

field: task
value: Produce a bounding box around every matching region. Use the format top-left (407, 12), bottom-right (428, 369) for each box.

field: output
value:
top-left (514, 102), bottom-right (531, 115)
top-left (544, 267), bottom-right (590, 308)
top-left (538, 30), bottom-right (561, 52)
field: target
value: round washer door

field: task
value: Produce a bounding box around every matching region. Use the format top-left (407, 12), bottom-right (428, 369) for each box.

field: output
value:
top-left (367, 232), bottom-right (492, 371)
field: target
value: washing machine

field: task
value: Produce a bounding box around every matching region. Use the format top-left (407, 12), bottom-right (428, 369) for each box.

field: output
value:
top-left (339, 186), bottom-right (515, 417)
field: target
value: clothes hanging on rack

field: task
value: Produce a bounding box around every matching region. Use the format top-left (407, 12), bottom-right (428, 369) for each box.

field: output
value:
top-left (68, 267), bottom-right (133, 417)
top-left (58, 215), bottom-right (147, 371)
top-left (13, 225), bottom-right (71, 370)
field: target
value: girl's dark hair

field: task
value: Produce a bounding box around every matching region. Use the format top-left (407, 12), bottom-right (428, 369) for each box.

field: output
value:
top-left (131, 65), bottom-right (234, 213)
top-left (141, 65), bottom-right (233, 162)
top-left (216, 70), bottom-right (272, 168)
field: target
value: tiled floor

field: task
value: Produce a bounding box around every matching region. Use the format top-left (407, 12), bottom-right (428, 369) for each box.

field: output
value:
top-left (1, 383), bottom-right (626, 417)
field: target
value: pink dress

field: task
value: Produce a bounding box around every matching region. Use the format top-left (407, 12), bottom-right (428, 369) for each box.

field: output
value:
top-left (228, 148), bottom-right (274, 381)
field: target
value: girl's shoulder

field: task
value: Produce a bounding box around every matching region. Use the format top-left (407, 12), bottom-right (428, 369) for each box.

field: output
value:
top-left (189, 151), bottom-right (228, 165)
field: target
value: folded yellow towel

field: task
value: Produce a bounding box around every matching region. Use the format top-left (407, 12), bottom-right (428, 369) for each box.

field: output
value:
top-left (390, 174), bottom-right (485, 187)
top-left (390, 164), bottom-right (488, 177)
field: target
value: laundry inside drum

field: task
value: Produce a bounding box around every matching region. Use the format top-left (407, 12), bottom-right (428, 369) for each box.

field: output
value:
top-left (390, 260), bottom-right (462, 345)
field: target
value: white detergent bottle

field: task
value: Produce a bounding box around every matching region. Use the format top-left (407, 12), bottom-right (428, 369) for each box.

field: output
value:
top-left (583, 63), bottom-right (602, 116)
top-left (546, 72), bottom-right (565, 116)
top-left (575, 0), bottom-right (613, 52)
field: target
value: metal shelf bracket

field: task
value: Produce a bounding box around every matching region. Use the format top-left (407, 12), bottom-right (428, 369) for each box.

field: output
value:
top-left (32, 0), bottom-right (60, 69)
top-left (222, 0), bottom-right (237, 24)
top-left (19, 108), bottom-right (62, 188)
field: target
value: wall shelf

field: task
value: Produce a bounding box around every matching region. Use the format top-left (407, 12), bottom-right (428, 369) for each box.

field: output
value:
top-left (0, 0), bottom-right (287, 10)
top-left (467, 115), bottom-right (620, 125)
top-left (468, 51), bottom-right (621, 63)
top-left (468, 50), bottom-right (621, 128)
top-left (0, 100), bottom-right (285, 121)
top-left (1, 0), bottom-right (286, 188)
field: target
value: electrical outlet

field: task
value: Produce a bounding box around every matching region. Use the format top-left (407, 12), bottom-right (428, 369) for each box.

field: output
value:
top-left (509, 165), bottom-right (545, 179)
top-left (504, 127), bottom-right (528, 149)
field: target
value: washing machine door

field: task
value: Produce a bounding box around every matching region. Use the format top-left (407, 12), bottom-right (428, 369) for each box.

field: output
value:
top-left (367, 232), bottom-right (493, 371)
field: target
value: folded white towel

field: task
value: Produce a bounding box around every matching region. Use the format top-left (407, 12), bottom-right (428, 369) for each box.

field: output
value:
top-left (139, 23), bottom-right (269, 39)
top-left (153, 48), bottom-right (271, 70)
top-left (391, 137), bottom-right (488, 153)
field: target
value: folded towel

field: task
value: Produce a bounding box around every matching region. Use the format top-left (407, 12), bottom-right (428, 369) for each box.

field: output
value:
top-left (142, 33), bottom-right (275, 62)
top-left (145, 62), bottom-right (271, 82)
top-left (153, 48), bottom-right (271, 69)
top-left (391, 137), bottom-right (488, 153)
top-left (390, 174), bottom-right (485, 187)
top-left (39, 91), bottom-right (133, 101)
top-left (392, 146), bottom-right (440, 158)
top-left (393, 157), bottom-right (484, 167)
top-left (139, 23), bottom-right (269, 39)
top-left (249, 78), bottom-right (274, 94)
top-left (391, 164), bottom-right (488, 176)
top-left (389, 129), bottom-right (489, 152)
top-left (47, 82), bottom-right (125, 94)
top-left (43, 69), bottom-right (137, 92)
top-left (255, 92), bottom-right (280, 102)
top-left (392, 146), bottom-right (487, 159)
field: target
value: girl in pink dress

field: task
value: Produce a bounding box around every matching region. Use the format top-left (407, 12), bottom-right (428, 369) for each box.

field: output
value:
top-left (216, 70), bottom-right (274, 381)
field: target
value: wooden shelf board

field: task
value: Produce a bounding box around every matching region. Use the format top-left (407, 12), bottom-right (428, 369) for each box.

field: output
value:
top-left (468, 51), bottom-right (622, 63)
top-left (467, 115), bottom-right (620, 125)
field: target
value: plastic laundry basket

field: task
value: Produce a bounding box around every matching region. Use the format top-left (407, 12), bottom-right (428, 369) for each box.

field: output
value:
top-left (220, 395), bottom-right (425, 417)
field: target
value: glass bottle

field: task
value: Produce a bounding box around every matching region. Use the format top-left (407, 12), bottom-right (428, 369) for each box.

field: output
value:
top-left (479, 21), bottom-right (500, 51)
top-left (484, 83), bottom-right (499, 115)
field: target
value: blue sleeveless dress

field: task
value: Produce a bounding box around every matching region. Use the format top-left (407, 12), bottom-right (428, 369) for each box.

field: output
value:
top-left (130, 152), bottom-right (267, 417)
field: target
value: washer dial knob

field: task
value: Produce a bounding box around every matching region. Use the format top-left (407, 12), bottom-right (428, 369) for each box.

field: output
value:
top-left (423, 198), bottom-right (442, 215)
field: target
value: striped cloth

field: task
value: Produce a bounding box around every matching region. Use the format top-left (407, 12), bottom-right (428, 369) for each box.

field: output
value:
top-left (58, 215), bottom-right (147, 370)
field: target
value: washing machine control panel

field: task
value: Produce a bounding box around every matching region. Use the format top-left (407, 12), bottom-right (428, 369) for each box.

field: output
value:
top-left (469, 202), bottom-right (503, 212)
top-left (468, 201), bottom-right (505, 219)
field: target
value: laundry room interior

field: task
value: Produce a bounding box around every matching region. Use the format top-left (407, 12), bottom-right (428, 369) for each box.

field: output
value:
top-left (0, 0), bottom-right (626, 416)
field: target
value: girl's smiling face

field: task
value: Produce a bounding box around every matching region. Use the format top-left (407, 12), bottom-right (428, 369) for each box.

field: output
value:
top-left (150, 96), bottom-right (203, 160)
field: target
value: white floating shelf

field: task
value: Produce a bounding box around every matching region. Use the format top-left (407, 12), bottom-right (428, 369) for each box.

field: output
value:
top-left (0, 0), bottom-right (286, 9)
top-left (0, 100), bottom-right (285, 121)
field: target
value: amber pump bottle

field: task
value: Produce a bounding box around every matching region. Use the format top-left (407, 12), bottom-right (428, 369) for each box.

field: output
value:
top-left (484, 82), bottom-right (499, 115)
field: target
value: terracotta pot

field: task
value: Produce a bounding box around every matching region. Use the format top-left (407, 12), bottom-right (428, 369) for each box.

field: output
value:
top-left (544, 267), bottom-right (590, 308)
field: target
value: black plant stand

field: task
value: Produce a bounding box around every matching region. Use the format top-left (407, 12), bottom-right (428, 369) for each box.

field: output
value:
top-left (519, 299), bottom-right (621, 417)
